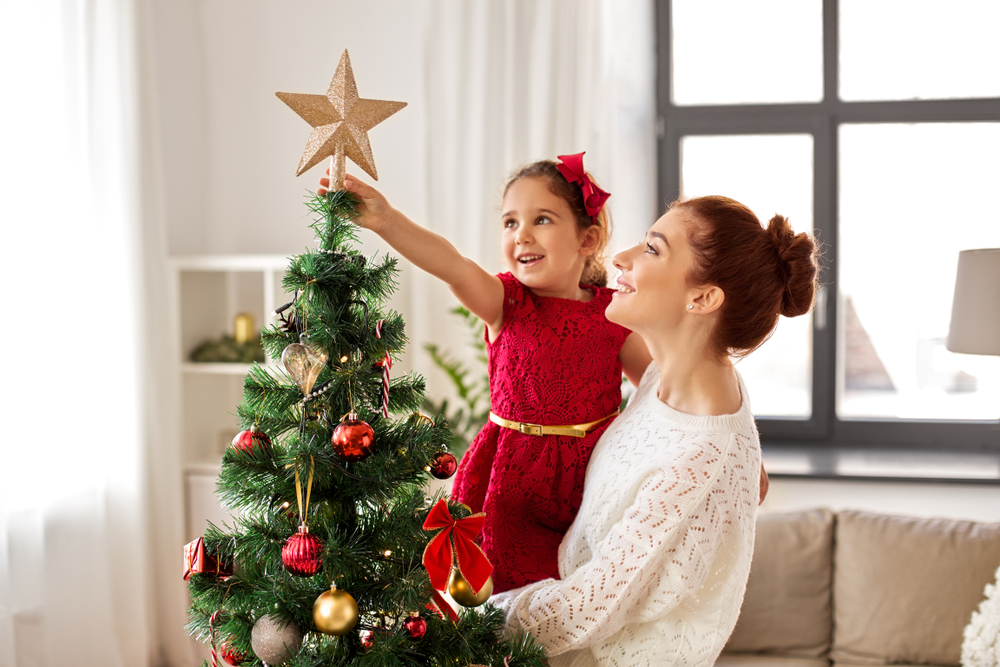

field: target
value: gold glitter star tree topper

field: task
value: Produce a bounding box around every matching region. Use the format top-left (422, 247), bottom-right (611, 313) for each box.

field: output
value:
top-left (276, 50), bottom-right (406, 190)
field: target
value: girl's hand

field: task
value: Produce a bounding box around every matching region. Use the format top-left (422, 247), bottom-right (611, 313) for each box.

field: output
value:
top-left (318, 169), bottom-right (394, 235)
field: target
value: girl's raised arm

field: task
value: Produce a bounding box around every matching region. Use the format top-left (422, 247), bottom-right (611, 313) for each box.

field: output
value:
top-left (619, 332), bottom-right (653, 387)
top-left (327, 174), bottom-right (505, 332)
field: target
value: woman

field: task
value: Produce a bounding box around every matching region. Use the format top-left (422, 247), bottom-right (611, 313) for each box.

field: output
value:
top-left (491, 195), bottom-right (818, 667)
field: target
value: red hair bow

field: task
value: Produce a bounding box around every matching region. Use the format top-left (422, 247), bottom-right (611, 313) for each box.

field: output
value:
top-left (422, 499), bottom-right (493, 594)
top-left (556, 152), bottom-right (610, 220)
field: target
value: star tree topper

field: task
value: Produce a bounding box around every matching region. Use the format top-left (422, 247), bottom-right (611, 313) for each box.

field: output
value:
top-left (276, 50), bottom-right (406, 190)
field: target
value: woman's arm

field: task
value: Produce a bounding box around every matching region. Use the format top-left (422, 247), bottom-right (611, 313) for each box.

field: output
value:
top-left (491, 436), bottom-right (740, 655)
top-left (327, 174), bottom-right (505, 333)
top-left (619, 332), bottom-right (653, 387)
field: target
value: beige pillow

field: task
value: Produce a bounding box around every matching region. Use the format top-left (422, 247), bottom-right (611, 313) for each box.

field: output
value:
top-left (831, 510), bottom-right (1000, 666)
top-left (725, 508), bottom-right (835, 658)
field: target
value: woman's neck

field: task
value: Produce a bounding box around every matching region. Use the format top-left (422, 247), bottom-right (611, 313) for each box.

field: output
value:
top-left (646, 334), bottom-right (741, 417)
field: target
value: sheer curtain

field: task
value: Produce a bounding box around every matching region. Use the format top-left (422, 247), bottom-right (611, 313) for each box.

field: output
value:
top-left (0, 1), bottom-right (187, 665)
top-left (409, 0), bottom-right (657, 385)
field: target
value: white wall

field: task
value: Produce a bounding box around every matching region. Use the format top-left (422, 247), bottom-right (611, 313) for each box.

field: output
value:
top-left (151, 0), bottom-right (429, 257)
top-left (147, 0), bottom-right (999, 526)
top-left (149, 0), bottom-right (445, 379)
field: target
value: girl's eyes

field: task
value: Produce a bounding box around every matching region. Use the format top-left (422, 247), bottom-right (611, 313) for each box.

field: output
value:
top-left (503, 216), bottom-right (551, 228)
top-left (645, 242), bottom-right (658, 255)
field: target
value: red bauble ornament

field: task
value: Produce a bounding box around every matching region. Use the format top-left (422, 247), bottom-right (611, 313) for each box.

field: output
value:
top-left (428, 451), bottom-right (457, 480)
top-left (220, 641), bottom-right (249, 666)
top-left (231, 425), bottom-right (272, 454)
top-left (403, 614), bottom-right (427, 640)
top-left (331, 413), bottom-right (374, 461)
top-left (282, 526), bottom-right (323, 576)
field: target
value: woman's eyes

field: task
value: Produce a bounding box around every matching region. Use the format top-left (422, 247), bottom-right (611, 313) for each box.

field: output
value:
top-left (645, 242), bottom-right (658, 255)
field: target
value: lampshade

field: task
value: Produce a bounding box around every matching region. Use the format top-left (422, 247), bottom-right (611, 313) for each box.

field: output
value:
top-left (946, 248), bottom-right (1000, 355)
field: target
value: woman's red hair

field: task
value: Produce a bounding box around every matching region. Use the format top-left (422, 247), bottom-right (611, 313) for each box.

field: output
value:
top-left (673, 196), bottom-right (818, 359)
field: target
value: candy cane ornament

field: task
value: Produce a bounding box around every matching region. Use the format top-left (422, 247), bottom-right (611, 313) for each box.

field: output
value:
top-left (375, 319), bottom-right (391, 417)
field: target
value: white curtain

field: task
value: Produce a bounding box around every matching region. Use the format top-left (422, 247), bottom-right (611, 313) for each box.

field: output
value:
top-left (409, 0), bottom-right (658, 390)
top-left (0, 1), bottom-right (187, 665)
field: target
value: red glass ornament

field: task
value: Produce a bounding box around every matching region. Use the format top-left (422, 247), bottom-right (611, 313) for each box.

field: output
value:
top-left (220, 641), bottom-right (248, 666)
top-left (282, 527), bottom-right (323, 576)
top-left (403, 614), bottom-right (427, 639)
top-left (331, 413), bottom-right (374, 461)
top-left (428, 451), bottom-right (457, 480)
top-left (231, 425), bottom-right (272, 454)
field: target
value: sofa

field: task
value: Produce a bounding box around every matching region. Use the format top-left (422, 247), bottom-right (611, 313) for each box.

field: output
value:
top-left (717, 508), bottom-right (1000, 667)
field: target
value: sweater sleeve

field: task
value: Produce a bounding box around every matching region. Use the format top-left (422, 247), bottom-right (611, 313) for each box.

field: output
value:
top-left (490, 433), bottom-right (740, 656)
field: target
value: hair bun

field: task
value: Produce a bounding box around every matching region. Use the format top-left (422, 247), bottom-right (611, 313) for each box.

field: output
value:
top-left (766, 214), bottom-right (818, 318)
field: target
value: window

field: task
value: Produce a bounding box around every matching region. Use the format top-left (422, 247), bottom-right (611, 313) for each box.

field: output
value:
top-left (656, 0), bottom-right (1000, 465)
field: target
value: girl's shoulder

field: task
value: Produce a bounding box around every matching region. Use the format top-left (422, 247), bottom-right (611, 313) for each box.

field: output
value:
top-left (497, 271), bottom-right (526, 303)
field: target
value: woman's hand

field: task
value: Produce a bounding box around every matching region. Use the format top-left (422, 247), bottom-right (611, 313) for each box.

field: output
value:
top-left (318, 169), bottom-right (395, 235)
top-left (759, 465), bottom-right (769, 505)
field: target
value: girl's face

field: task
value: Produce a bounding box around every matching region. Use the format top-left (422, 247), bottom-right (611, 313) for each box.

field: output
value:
top-left (500, 176), bottom-right (596, 297)
top-left (606, 208), bottom-right (701, 333)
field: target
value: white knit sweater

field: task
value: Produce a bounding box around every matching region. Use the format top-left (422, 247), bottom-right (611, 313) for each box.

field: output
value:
top-left (491, 361), bottom-right (761, 667)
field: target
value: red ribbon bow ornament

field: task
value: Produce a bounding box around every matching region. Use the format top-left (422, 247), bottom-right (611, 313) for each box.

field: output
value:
top-left (556, 152), bottom-right (610, 220)
top-left (422, 499), bottom-right (493, 595)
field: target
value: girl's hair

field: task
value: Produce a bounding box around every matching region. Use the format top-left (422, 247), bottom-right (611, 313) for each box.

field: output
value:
top-left (672, 195), bottom-right (819, 359)
top-left (504, 160), bottom-right (612, 286)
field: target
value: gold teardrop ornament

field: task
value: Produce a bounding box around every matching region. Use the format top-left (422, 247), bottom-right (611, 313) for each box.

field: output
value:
top-left (282, 336), bottom-right (329, 395)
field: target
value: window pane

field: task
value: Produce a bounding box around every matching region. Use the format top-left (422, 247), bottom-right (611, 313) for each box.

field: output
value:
top-left (681, 134), bottom-right (814, 418)
top-left (839, 123), bottom-right (1000, 420)
top-left (840, 0), bottom-right (1000, 101)
top-left (671, 0), bottom-right (823, 106)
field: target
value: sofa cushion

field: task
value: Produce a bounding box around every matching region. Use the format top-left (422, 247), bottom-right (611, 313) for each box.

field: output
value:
top-left (724, 508), bottom-right (835, 658)
top-left (833, 663), bottom-right (951, 667)
top-left (717, 654), bottom-right (830, 667)
top-left (831, 510), bottom-right (1000, 666)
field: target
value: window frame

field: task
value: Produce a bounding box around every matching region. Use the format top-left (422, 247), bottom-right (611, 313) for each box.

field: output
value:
top-left (654, 0), bottom-right (1000, 461)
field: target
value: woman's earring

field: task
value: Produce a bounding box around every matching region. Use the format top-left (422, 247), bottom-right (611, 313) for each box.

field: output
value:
top-left (686, 304), bottom-right (694, 310)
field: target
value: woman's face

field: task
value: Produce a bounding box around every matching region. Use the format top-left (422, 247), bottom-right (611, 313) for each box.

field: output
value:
top-left (606, 207), bottom-right (700, 333)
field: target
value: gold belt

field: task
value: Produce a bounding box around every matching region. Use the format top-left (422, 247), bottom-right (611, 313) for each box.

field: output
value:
top-left (488, 409), bottom-right (619, 439)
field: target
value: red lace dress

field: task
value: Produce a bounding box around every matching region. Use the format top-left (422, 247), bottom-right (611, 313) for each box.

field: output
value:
top-left (451, 272), bottom-right (631, 593)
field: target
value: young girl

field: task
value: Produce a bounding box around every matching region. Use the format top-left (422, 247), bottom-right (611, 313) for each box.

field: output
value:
top-left (319, 153), bottom-right (652, 593)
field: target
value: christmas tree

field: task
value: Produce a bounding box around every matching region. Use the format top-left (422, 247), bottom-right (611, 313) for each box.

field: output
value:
top-left (183, 51), bottom-right (547, 667)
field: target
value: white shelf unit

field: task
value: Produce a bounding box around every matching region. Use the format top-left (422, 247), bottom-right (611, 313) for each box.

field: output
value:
top-left (170, 254), bottom-right (292, 470)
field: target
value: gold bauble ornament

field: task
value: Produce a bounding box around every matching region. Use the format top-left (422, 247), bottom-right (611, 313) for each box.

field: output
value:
top-left (448, 568), bottom-right (493, 607)
top-left (312, 584), bottom-right (359, 635)
top-left (407, 411), bottom-right (433, 428)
